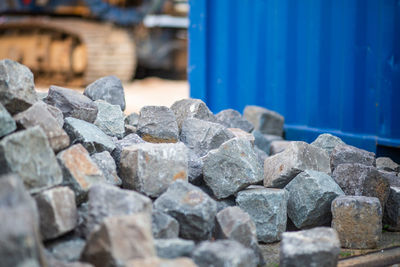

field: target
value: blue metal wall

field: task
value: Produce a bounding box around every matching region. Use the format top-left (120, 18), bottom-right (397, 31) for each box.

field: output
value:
top-left (189, 0), bottom-right (400, 154)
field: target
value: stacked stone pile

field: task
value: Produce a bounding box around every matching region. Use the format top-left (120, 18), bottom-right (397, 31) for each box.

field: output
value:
top-left (0, 59), bottom-right (400, 267)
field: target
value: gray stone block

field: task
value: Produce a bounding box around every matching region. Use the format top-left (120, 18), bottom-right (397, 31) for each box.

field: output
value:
top-left (187, 148), bottom-right (203, 185)
top-left (376, 157), bottom-right (399, 172)
top-left (330, 144), bottom-right (376, 171)
top-left (90, 151), bottom-right (122, 186)
top-left (254, 146), bottom-right (268, 168)
top-left (93, 100), bottom-right (125, 139)
top-left (384, 186), bottom-right (400, 231)
top-left (170, 98), bottom-right (216, 129)
top-left (227, 128), bottom-right (255, 145)
top-left (311, 133), bottom-right (345, 155)
top-left (203, 138), bottom-right (263, 199)
top-left (155, 238), bottom-right (195, 259)
top-left (152, 211), bottom-right (179, 239)
top-left (243, 105), bottom-right (284, 136)
top-left (0, 102), bottom-right (16, 138)
top-left (253, 130), bottom-right (282, 154)
top-left (46, 236), bottom-right (86, 263)
top-left (43, 101), bottom-right (64, 127)
top-left (264, 141), bottom-right (330, 188)
top-left (125, 112), bottom-right (139, 127)
top-left (111, 133), bottom-right (145, 170)
top-left (285, 170), bottom-right (345, 229)
top-left (216, 109), bottom-right (254, 132)
top-left (269, 140), bottom-right (291, 155)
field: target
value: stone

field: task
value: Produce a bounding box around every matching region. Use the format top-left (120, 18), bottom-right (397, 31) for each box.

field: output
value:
top-left (44, 85), bottom-right (98, 123)
top-left (253, 130), bottom-right (282, 153)
top-left (153, 180), bottom-right (217, 240)
top-left (84, 75), bottom-right (126, 111)
top-left (330, 144), bottom-right (376, 171)
top-left (243, 105), bottom-right (284, 136)
top-left (180, 118), bottom-right (234, 157)
top-left (214, 206), bottom-right (264, 265)
top-left (203, 138), bottom-right (263, 199)
top-left (311, 133), bottom-right (345, 155)
top-left (155, 238), bottom-right (195, 259)
top-left (331, 196), bottom-right (382, 249)
top-left (37, 91), bottom-right (48, 100)
top-left (0, 59), bottom-right (37, 114)
top-left (120, 142), bottom-right (188, 197)
top-left (13, 101), bottom-right (70, 152)
top-left (170, 98), bottom-right (216, 129)
top-left (152, 211), bottom-right (179, 239)
top-left (332, 163), bottom-right (390, 209)
top-left (46, 236), bottom-right (86, 263)
top-left (376, 157), bottom-right (399, 172)
top-left (64, 117), bottom-right (116, 154)
top-left (0, 174), bottom-right (46, 267)
top-left (381, 170), bottom-right (400, 187)
top-left (57, 144), bottom-right (107, 204)
top-left (34, 186), bottom-right (78, 241)
top-left (81, 213), bottom-right (155, 267)
top-left (124, 124), bottom-right (136, 135)
top-left (0, 102), bottom-right (16, 137)
top-left (227, 128), bottom-right (255, 145)
top-left (82, 183), bottom-right (152, 238)
top-left (280, 227), bottom-right (340, 267)
top-left (187, 149), bottom-right (203, 185)
top-left (125, 112), bottom-right (139, 127)
top-left (0, 126), bottom-right (62, 193)
top-left (44, 102), bottom-right (64, 127)
top-left (236, 187), bottom-right (288, 243)
top-left (111, 133), bottom-right (145, 170)
top-left (192, 240), bottom-right (257, 267)
top-left (384, 186), bottom-right (400, 231)
top-left (285, 170), bottom-right (345, 229)
top-left (264, 141), bottom-right (330, 188)
top-left (216, 109), bottom-right (254, 132)
top-left (125, 257), bottom-right (196, 267)
top-left (136, 105), bottom-right (179, 143)
top-left (90, 151), bottom-right (122, 186)
top-left (93, 100), bottom-right (125, 138)
top-left (269, 140), bottom-right (291, 155)
top-left (254, 146), bottom-right (268, 168)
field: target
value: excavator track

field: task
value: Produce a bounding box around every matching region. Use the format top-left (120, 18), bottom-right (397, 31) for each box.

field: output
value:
top-left (0, 17), bottom-right (136, 86)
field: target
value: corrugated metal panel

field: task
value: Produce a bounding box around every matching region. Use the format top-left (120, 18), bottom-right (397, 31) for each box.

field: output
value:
top-left (189, 0), bottom-right (400, 154)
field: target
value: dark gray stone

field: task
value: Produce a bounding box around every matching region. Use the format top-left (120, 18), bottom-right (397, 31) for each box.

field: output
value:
top-left (93, 100), bottom-right (125, 139)
top-left (124, 124), bottom-right (136, 136)
top-left (254, 146), bottom-right (268, 168)
top-left (187, 149), bottom-right (203, 185)
top-left (90, 151), bottom-right (122, 186)
top-left (0, 59), bottom-right (38, 114)
top-left (331, 196), bottom-right (382, 249)
top-left (64, 117), bottom-right (116, 154)
top-left (285, 170), bottom-right (345, 229)
top-left (311, 133), bottom-right (345, 155)
top-left (253, 130), bottom-right (282, 154)
top-left (280, 227), bottom-right (340, 267)
top-left (170, 98), bottom-right (217, 129)
top-left (332, 163), bottom-right (390, 209)
top-left (0, 102), bottom-right (16, 137)
top-left (264, 141), bottom-right (330, 188)
top-left (111, 133), bottom-right (145, 171)
top-left (243, 105), bottom-right (284, 136)
top-left (125, 112), bottom-right (139, 127)
top-left (381, 170), bottom-right (400, 187)
top-left (46, 236), bottom-right (86, 263)
top-left (13, 101), bottom-right (70, 152)
top-left (153, 180), bottom-right (217, 240)
top-left (236, 187), bottom-right (288, 243)
top-left (155, 238), bottom-right (195, 259)
top-left (152, 211), bottom-right (179, 239)
top-left (192, 240), bottom-right (257, 267)
top-left (376, 157), bottom-right (399, 172)
top-left (330, 144), bottom-right (376, 171)
top-left (180, 118), bottom-right (234, 157)
top-left (216, 109), bottom-right (254, 133)
top-left (203, 138), bottom-right (263, 199)
top-left (45, 85), bottom-right (98, 123)
top-left (215, 197), bottom-right (236, 212)
top-left (84, 75), bottom-right (126, 111)
top-left (0, 126), bottom-right (62, 193)
top-left (384, 186), bottom-right (400, 231)
top-left (269, 140), bottom-right (291, 155)
top-left (120, 142), bottom-right (188, 197)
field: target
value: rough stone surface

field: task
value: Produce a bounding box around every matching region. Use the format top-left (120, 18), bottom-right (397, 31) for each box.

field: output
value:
top-left (151, 212), bottom-right (179, 240)
top-left (136, 105), bottom-right (179, 143)
top-left (254, 146), bottom-right (269, 168)
top-left (0, 126), bottom-right (62, 193)
top-left (120, 142), bottom-right (188, 197)
top-left (243, 105), bottom-right (284, 136)
top-left (125, 112), bottom-right (139, 127)
top-left (311, 133), bottom-right (345, 155)
top-left (170, 98), bottom-right (216, 129)
top-left (84, 75), bottom-right (126, 111)
top-left (34, 186), bottom-right (78, 241)
top-left (384, 186), bottom-right (400, 231)
top-left (280, 227), bottom-right (340, 267)
top-left (45, 85), bottom-right (98, 123)
top-left (45, 102), bottom-right (64, 127)
top-left (330, 144), bottom-right (376, 171)
top-left (46, 236), bottom-right (86, 263)
top-left (0, 59), bottom-right (38, 114)
top-left (155, 238), bottom-right (195, 259)
top-left (93, 100), bottom-right (125, 138)
top-left (153, 180), bottom-right (217, 240)
top-left (81, 213), bottom-right (155, 267)
top-left (376, 157), bottom-right (399, 172)
top-left (187, 149), bottom-right (203, 185)
top-left (381, 170), bottom-right (400, 187)
top-left (57, 144), bottom-right (107, 203)
top-left (264, 141), bottom-right (330, 188)
top-left (236, 187), bottom-right (288, 243)
top-left (332, 163), bottom-right (390, 209)
top-left (216, 109), bottom-right (254, 132)
top-left (331, 196), bottom-right (382, 249)
top-left (64, 117), bottom-right (116, 154)
top-left (13, 101), bottom-right (70, 152)
top-left (0, 102), bottom-right (16, 138)
top-left (83, 183), bottom-right (152, 238)
top-left (269, 140), bottom-right (291, 155)
top-left (180, 118), bottom-right (234, 157)
top-left (227, 128), bottom-right (255, 145)
top-left (253, 130), bottom-right (282, 154)
top-left (125, 257), bottom-right (196, 267)
top-left (285, 170), bottom-right (345, 229)
top-left (90, 151), bottom-right (122, 186)
top-left (192, 240), bottom-right (257, 267)
top-left (203, 138), bottom-right (263, 199)
top-left (111, 133), bottom-right (145, 169)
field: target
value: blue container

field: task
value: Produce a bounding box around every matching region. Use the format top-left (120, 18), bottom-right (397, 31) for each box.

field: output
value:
top-left (189, 0), bottom-right (400, 156)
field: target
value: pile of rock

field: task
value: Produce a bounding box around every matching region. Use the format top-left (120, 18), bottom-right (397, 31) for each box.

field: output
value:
top-left (0, 59), bottom-right (399, 267)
